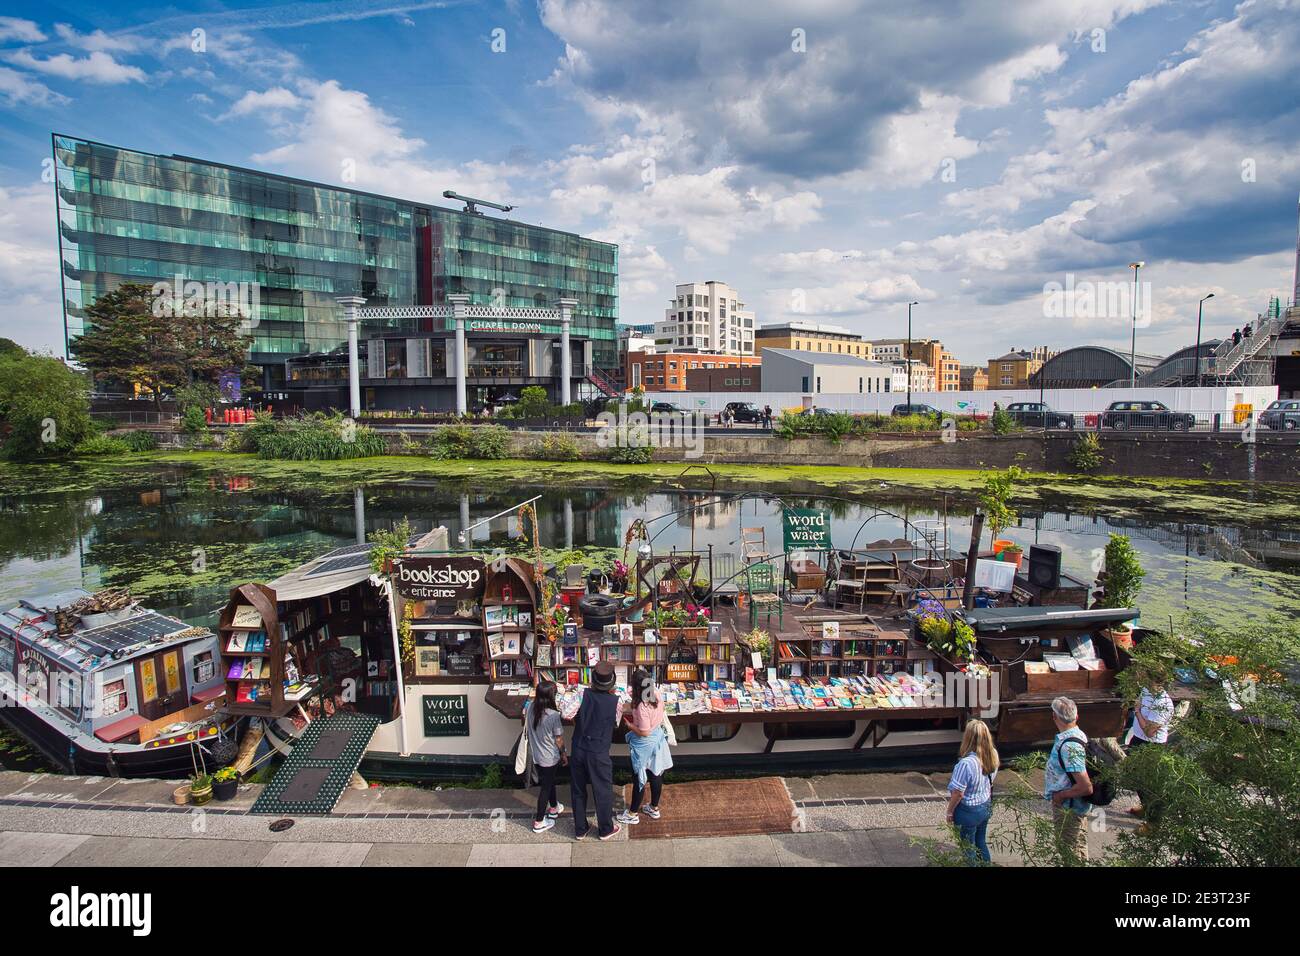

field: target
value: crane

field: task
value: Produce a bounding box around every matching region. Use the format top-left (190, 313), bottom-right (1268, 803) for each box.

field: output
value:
top-left (442, 190), bottom-right (514, 216)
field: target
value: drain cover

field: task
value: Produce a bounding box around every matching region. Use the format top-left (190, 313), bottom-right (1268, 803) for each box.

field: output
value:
top-left (269, 819), bottom-right (295, 832)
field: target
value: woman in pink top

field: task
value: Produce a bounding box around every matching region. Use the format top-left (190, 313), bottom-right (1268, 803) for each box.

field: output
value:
top-left (618, 669), bottom-right (673, 824)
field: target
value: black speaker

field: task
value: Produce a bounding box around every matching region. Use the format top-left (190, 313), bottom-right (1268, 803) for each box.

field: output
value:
top-left (1028, 544), bottom-right (1062, 590)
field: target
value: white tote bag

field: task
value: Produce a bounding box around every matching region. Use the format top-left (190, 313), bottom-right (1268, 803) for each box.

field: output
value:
top-left (514, 728), bottom-right (529, 775)
top-left (662, 715), bottom-right (678, 747)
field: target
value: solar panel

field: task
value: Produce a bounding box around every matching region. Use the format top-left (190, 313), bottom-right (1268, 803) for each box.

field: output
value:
top-left (76, 611), bottom-right (185, 652)
top-left (304, 553), bottom-right (372, 578)
top-left (317, 542), bottom-right (371, 561)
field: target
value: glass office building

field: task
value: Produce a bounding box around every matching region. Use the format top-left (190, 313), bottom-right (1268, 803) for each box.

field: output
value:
top-left (53, 134), bottom-right (618, 396)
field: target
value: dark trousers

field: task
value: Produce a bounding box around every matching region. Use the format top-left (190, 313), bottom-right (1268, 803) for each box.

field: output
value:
top-left (569, 748), bottom-right (614, 837)
top-left (630, 770), bottom-right (663, 812)
top-left (533, 762), bottom-right (559, 824)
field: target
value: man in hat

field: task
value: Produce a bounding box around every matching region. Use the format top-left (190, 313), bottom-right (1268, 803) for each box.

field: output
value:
top-left (570, 660), bottom-right (623, 840)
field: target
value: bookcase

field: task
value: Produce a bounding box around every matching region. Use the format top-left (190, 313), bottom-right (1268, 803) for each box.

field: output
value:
top-left (776, 615), bottom-right (908, 680)
top-left (218, 583), bottom-right (286, 717)
top-left (482, 558), bottom-right (540, 684)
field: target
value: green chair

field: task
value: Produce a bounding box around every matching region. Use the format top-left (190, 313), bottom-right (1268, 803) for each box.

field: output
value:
top-left (745, 561), bottom-right (783, 630)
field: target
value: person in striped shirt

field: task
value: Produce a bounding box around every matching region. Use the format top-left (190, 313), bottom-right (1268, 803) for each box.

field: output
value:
top-left (945, 718), bottom-right (999, 863)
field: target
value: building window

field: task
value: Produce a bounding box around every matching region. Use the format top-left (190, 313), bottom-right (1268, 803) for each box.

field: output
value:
top-left (802, 376), bottom-right (810, 392)
top-left (101, 678), bottom-right (128, 717)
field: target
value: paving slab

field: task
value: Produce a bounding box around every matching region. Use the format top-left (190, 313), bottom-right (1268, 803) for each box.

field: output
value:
top-left (668, 833), bottom-right (781, 867)
top-left (259, 842), bottom-right (373, 866)
top-left (362, 843), bottom-right (473, 866)
top-left (571, 838), bottom-right (677, 867)
top-left (771, 830), bottom-right (885, 866)
top-left (866, 825), bottom-right (947, 865)
top-left (466, 843), bottom-right (571, 867)
top-left (804, 771), bottom-right (941, 800)
top-left (0, 830), bottom-right (89, 866)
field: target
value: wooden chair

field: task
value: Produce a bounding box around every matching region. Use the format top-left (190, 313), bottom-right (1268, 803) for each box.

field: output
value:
top-left (745, 561), bottom-right (783, 629)
top-left (833, 561), bottom-right (868, 611)
top-left (741, 527), bottom-right (770, 564)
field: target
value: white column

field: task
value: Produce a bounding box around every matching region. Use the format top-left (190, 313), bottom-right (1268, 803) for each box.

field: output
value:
top-left (336, 296), bottom-right (366, 417)
top-left (557, 298), bottom-right (578, 406)
top-left (447, 294), bottom-right (470, 415)
top-left (353, 486), bottom-right (366, 545)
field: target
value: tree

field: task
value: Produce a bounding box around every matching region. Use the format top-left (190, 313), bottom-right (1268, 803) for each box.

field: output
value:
top-left (1095, 533), bottom-right (1144, 609)
top-left (71, 282), bottom-right (255, 409)
top-left (0, 338), bottom-right (24, 359)
top-left (978, 465), bottom-right (1024, 541)
top-left (0, 351), bottom-right (94, 460)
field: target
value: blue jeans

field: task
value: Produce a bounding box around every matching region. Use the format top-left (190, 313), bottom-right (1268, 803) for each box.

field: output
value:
top-left (952, 799), bottom-right (992, 863)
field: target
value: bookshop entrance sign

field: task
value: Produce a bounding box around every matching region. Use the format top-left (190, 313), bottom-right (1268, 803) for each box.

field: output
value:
top-left (422, 694), bottom-right (470, 736)
top-left (393, 557), bottom-right (486, 601)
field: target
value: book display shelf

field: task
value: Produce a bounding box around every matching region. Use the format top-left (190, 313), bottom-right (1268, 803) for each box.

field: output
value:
top-left (218, 583), bottom-right (285, 717)
top-left (775, 615), bottom-right (909, 680)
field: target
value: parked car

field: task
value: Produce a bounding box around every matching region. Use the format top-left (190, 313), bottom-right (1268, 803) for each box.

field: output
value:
top-left (721, 401), bottom-right (764, 424)
top-left (1005, 402), bottom-right (1074, 429)
top-left (1258, 399), bottom-right (1300, 430)
top-left (1102, 400), bottom-right (1196, 431)
top-left (890, 403), bottom-right (940, 417)
top-left (650, 401), bottom-right (687, 415)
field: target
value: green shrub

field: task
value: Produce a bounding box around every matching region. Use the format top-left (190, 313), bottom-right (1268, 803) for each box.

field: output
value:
top-left (181, 405), bottom-right (207, 435)
top-left (536, 433), bottom-right (581, 461)
top-left (74, 434), bottom-right (131, 456)
top-left (1066, 432), bottom-right (1104, 473)
top-left (119, 430), bottom-right (158, 451)
top-left (991, 406), bottom-right (1016, 435)
top-left (237, 412), bottom-right (386, 460)
top-left (610, 443), bottom-right (653, 464)
top-left (173, 381), bottom-right (219, 413)
top-left (427, 424), bottom-right (511, 460)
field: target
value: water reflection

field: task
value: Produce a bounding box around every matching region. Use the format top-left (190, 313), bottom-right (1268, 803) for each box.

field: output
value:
top-left (1, 471), bottom-right (1297, 630)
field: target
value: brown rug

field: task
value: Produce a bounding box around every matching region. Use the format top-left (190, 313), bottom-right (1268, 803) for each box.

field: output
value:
top-left (622, 776), bottom-right (796, 840)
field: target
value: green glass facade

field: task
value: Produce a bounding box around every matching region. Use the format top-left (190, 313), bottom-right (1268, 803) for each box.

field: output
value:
top-left (53, 134), bottom-right (618, 385)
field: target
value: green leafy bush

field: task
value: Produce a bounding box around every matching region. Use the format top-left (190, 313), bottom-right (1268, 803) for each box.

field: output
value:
top-left (236, 412), bottom-right (386, 460)
top-left (1095, 533), bottom-right (1144, 609)
top-left (119, 430), bottom-right (159, 451)
top-left (535, 433), bottom-right (581, 461)
top-left (609, 443), bottom-right (653, 464)
top-left (0, 351), bottom-right (95, 460)
top-left (1066, 432), bottom-right (1104, 473)
top-left (990, 406), bottom-right (1016, 435)
top-left (74, 434), bottom-right (131, 456)
top-left (427, 424), bottom-right (511, 460)
top-left (181, 405), bottom-right (207, 435)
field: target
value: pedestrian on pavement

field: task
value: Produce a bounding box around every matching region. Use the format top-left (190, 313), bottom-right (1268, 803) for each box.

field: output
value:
top-left (763, 405), bottom-right (773, 428)
top-left (527, 680), bottom-right (566, 833)
top-left (1127, 667), bottom-right (1174, 829)
top-left (1044, 695), bottom-right (1093, 862)
top-left (945, 717), bottom-right (998, 863)
top-left (569, 661), bottom-right (622, 841)
top-left (618, 668), bottom-right (672, 826)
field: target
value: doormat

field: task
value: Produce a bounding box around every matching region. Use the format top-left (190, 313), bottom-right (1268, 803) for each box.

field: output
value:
top-left (622, 776), bottom-right (796, 840)
top-left (250, 712), bottom-right (379, 816)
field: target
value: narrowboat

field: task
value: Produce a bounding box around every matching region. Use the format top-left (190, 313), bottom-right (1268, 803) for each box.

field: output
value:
top-left (0, 589), bottom-right (238, 777)
top-left (240, 519), bottom-right (1141, 792)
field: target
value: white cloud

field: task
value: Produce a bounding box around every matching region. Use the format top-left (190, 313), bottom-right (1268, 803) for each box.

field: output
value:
top-left (7, 49), bottom-right (147, 84)
top-left (53, 24), bottom-right (143, 53)
top-left (0, 65), bottom-right (68, 106)
top-left (0, 17), bottom-right (45, 44)
top-left (0, 182), bottom-right (65, 353)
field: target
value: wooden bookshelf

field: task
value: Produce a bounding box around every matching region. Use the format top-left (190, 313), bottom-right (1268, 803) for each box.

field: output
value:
top-left (218, 582), bottom-right (286, 717)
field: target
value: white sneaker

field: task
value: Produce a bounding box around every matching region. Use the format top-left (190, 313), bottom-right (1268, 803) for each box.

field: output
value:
top-left (547, 803), bottom-right (564, 817)
top-left (532, 817), bottom-right (555, 833)
top-left (642, 806), bottom-right (661, 820)
top-left (616, 810), bottom-right (640, 825)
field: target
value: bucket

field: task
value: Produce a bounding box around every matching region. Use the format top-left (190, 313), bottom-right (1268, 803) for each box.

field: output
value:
top-left (991, 539), bottom-right (1013, 556)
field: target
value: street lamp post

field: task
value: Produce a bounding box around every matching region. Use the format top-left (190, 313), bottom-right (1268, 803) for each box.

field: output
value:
top-left (1128, 261), bottom-right (1144, 388)
top-left (906, 300), bottom-right (919, 407)
top-left (1194, 292), bottom-right (1215, 388)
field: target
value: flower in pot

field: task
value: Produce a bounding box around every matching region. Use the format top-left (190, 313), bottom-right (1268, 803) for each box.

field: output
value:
top-left (1001, 543), bottom-right (1024, 569)
top-left (212, 766), bottom-right (240, 801)
top-left (190, 773), bottom-right (213, 806)
top-left (610, 560), bottom-right (630, 594)
top-left (741, 627), bottom-right (772, 666)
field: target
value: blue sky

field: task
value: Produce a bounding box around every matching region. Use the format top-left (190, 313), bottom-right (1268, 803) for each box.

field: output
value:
top-left (1, 0), bottom-right (1297, 364)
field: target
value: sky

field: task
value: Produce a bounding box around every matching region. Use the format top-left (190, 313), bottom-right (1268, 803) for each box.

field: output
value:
top-left (1, 0), bottom-right (1298, 366)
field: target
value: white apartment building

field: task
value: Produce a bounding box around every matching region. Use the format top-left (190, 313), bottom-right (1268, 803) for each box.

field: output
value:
top-left (655, 281), bottom-right (755, 355)
top-left (887, 359), bottom-right (936, 393)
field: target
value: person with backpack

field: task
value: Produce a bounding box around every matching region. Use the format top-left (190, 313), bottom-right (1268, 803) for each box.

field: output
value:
top-left (1044, 695), bottom-right (1093, 862)
top-left (945, 718), bottom-right (998, 863)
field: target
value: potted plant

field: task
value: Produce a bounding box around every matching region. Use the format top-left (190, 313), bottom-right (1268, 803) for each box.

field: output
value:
top-left (979, 466), bottom-right (1023, 556)
top-left (622, 581), bottom-right (648, 622)
top-left (1000, 542), bottom-right (1024, 569)
top-left (740, 627), bottom-right (772, 666)
top-left (190, 773), bottom-right (213, 806)
top-left (609, 560), bottom-right (630, 594)
top-left (212, 766), bottom-right (240, 801)
top-left (691, 576), bottom-right (711, 603)
top-left (1095, 533), bottom-right (1144, 648)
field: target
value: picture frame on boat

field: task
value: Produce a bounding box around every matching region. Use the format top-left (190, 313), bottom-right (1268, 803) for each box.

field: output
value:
top-left (415, 647), bottom-right (441, 677)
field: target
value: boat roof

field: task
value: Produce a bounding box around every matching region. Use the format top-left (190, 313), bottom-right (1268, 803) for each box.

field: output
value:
top-left (268, 531), bottom-right (428, 602)
top-left (959, 605), bottom-right (1137, 632)
top-left (0, 593), bottom-right (212, 673)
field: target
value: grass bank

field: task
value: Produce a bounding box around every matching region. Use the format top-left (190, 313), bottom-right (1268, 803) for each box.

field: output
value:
top-left (2, 450), bottom-right (1296, 526)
